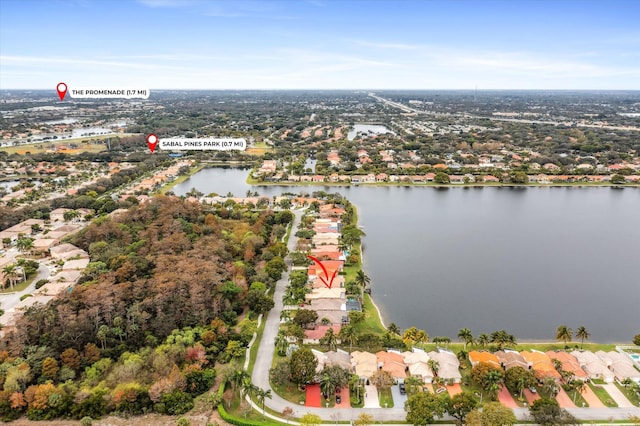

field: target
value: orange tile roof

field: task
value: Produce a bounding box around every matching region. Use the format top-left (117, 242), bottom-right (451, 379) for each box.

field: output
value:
top-left (469, 351), bottom-right (501, 368)
top-left (521, 351), bottom-right (561, 380)
top-left (546, 351), bottom-right (588, 380)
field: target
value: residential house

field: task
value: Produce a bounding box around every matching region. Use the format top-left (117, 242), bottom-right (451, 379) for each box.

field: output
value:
top-left (495, 350), bottom-right (530, 370)
top-left (428, 350), bottom-right (462, 383)
top-left (376, 350), bottom-right (408, 382)
top-left (403, 348), bottom-right (434, 383)
top-left (571, 351), bottom-right (615, 382)
top-left (351, 351), bottom-right (378, 383)
top-left (596, 351), bottom-right (640, 383)
top-left (469, 351), bottom-right (501, 369)
top-left (304, 325), bottom-right (342, 345)
top-left (545, 351), bottom-right (588, 381)
top-left (521, 350), bottom-right (562, 382)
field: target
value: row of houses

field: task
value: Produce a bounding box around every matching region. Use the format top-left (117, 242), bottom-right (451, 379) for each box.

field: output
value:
top-left (311, 348), bottom-right (461, 385)
top-left (267, 172), bottom-right (640, 185)
top-left (0, 242), bottom-right (89, 338)
top-left (469, 349), bottom-right (640, 384)
top-left (301, 204), bottom-right (359, 329)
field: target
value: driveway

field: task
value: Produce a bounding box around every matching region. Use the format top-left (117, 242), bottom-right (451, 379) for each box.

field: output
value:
top-left (446, 383), bottom-right (462, 397)
top-left (602, 384), bottom-right (634, 408)
top-left (582, 384), bottom-right (606, 408)
top-left (390, 384), bottom-right (407, 408)
top-left (305, 384), bottom-right (321, 408)
top-left (555, 387), bottom-right (576, 408)
top-left (523, 388), bottom-right (540, 405)
top-left (498, 385), bottom-right (519, 408)
top-left (334, 387), bottom-right (350, 408)
top-left (363, 385), bottom-right (380, 408)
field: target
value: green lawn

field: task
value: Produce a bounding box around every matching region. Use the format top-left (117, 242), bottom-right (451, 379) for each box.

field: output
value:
top-left (589, 383), bottom-right (618, 407)
top-left (352, 294), bottom-right (387, 336)
top-left (0, 273), bottom-right (37, 294)
top-left (564, 386), bottom-right (589, 408)
top-left (378, 387), bottom-right (394, 408)
top-left (616, 382), bottom-right (640, 407)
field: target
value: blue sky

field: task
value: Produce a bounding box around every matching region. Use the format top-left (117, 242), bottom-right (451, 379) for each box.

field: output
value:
top-left (1, 0), bottom-right (639, 90)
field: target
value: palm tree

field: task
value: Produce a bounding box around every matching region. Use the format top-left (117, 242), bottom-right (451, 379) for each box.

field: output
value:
top-left (485, 370), bottom-right (504, 399)
top-left (477, 333), bottom-right (490, 349)
top-left (320, 372), bottom-right (335, 401)
top-left (16, 237), bottom-right (34, 253)
top-left (230, 370), bottom-right (249, 397)
top-left (428, 359), bottom-right (440, 377)
top-left (556, 325), bottom-right (573, 345)
top-left (320, 328), bottom-right (338, 351)
top-left (573, 380), bottom-right (586, 403)
top-left (339, 325), bottom-right (358, 353)
top-left (241, 377), bottom-right (258, 400)
top-left (275, 330), bottom-right (289, 356)
top-left (254, 387), bottom-right (272, 420)
top-left (490, 330), bottom-right (516, 350)
top-left (354, 270), bottom-right (370, 301)
top-left (458, 328), bottom-right (473, 351)
top-left (280, 310), bottom-right (291, 322)
top-left (2, 264), bottom-right (20, 289)
top-left (542, 377), bottom-right (558, 396)
top-left (387, 323), bottom-right (400, 336)
top-left (575, 326), bottom-right (590, 349)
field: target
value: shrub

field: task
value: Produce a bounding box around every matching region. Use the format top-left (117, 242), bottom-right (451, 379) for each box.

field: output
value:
top-left (35, 279), bottom-right (49, 289)
top-left (20, 294), bottom-right (33, 301)
top-left (160, 390), bottom-right (194, 415)
top-left (80, 416), bottom-right (93, 426)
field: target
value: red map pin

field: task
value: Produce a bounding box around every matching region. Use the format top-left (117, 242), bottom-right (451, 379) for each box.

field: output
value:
top-left (56, 82), bottom-right (67, 101)
top-left (146, 134), bottom-right (158, 153)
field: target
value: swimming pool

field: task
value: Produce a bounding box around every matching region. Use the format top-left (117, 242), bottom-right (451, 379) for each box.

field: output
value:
top-left (629, 353), bottom-right (640, 361)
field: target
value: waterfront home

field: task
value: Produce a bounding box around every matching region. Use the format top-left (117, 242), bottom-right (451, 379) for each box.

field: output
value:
top-left (403, 348), bottom-right (435, 383)
top-left (307, 260), bottom-right (343, 280)
top-left (495, 350), bottom-right (530, 370)
top-left (428, 350), bottom-right (462, 383)
top-left (570, 351), bottom-right (615, 383)
top-left (545, 351), bottom-right (589, 381)
top-left (304, 287), bottom-right (345, 302)
top-left (312, 233), bottom-right (340, 246)
top-left (469, 351), bottom-right (501, 369)
top-left (304, 325), bottom-right (342, 345)
top-left (311, 275), bottom-right (345, 289)
top-left (596, 351), bottom-right (640, 383)
top-left (521, 350), bottom-right (562, 382)
top-left (309, 251), bottom-right (344, 261)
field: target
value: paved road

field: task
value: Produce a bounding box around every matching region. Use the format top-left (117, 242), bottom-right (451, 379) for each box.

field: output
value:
top-left (249, 208), bottom-right (640, 422)
top-left (0, 262), bottom-right (50, 314)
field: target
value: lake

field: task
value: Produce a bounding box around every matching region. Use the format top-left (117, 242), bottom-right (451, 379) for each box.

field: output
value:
top-left (173, 168), bottom-right (640, 343)
top-left (347, 124), bottom-right (394, 141)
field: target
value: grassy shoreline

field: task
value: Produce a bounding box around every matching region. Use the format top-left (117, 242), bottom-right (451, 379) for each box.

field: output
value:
top-left (156, 162), bottom-right (205, 194)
